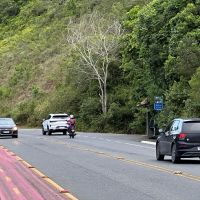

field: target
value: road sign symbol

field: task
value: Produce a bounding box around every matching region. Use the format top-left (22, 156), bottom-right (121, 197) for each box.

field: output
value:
top-left (154, 102), bottom-right (163, 111)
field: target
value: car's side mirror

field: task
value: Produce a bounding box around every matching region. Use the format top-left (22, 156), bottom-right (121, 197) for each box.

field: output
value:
top-left (42, 119), bottom-right (45, 122)
top-left (159, 128), bottom-right (164, 133)
top-left (165, 131), bottom-right (170, 136)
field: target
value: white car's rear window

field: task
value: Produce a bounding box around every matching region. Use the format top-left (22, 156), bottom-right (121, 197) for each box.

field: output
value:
top-left (52, 115), bottom-right (68, 119)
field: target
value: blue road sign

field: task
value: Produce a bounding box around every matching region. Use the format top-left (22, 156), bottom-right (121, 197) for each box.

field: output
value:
top-left (154, 102), bottom-right (163, 111)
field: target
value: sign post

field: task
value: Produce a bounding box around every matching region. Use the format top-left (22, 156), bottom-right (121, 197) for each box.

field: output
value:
top-left (152, 96), bottom-right (164, 137)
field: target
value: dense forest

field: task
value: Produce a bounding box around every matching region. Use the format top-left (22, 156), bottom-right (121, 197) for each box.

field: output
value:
top-left (0, 0), bottom-right (199, 134)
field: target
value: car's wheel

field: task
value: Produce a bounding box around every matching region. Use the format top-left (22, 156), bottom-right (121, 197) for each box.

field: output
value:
top-left (171, 144), bottom-right (180, 163)
top-left (47, 127), bottom-right (52, 135)
top-left (156, 143), bottom-right (164, 161)
top-left (42, 127), bottom-right (46, 135)
top-left (12, 135), bottom-right (18, 138)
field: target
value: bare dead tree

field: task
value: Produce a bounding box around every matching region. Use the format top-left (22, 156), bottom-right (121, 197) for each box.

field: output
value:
top-left (67, 11), bottom-right (122, 113)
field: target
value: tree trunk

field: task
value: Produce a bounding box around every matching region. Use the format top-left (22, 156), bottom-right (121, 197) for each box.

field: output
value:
top-left (99, 79), bottom-right (107, 114)
top-left (103, 76), bottom-right (107, 113)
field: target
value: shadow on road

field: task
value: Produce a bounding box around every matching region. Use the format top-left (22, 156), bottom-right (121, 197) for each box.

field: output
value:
top-left (43, 134), bottom-right (69, 136)
top-left (159, 158), bottom-right (200, 164)
top-left (0, 137), bottom-right (14, 139)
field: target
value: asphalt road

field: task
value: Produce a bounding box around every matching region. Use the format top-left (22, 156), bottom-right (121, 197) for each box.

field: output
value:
top-left (0, 129), bottom-right (200, 200)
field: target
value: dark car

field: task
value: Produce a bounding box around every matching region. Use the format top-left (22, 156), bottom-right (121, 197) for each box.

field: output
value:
top-left (0, 118), bottom-right (18, 138)
top-left (156, 118), bottom-right (200, 163)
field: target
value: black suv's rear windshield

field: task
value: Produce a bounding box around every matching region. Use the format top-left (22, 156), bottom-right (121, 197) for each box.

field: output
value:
top-left (183, 121), bottom-right (200, 132)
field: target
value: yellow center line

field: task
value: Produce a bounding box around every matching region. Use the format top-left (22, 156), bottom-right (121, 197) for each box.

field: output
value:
top-left (61, 143), bottom-right (200, 182)
top-left (47, 138), bottom-right (200, 182)
top-left (177, 174), bottom-right (200, 182)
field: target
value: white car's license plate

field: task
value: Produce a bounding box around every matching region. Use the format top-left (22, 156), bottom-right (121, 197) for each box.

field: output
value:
top-left (197, 147), bottom-right (200, 151)
top-left (59, 127), bottom-right (65, 129)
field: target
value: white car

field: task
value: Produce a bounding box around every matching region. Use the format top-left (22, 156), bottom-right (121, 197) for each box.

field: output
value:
top-left (42, 113), bottom-right (69, 135)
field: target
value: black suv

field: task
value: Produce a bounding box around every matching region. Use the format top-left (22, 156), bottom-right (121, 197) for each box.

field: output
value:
top-left (156, 118), bottom-right (200, 163)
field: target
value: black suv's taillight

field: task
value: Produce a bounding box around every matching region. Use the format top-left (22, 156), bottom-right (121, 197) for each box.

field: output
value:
top-left (178, 133), bottom-right (187, 140)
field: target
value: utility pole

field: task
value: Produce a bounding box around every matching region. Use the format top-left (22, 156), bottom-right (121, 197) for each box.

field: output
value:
top-left (137, 97), bottom-right (150, 137)
top-left (146, 110), bottom-right (149, 137)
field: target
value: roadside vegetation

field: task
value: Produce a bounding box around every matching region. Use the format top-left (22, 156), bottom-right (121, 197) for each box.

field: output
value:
top-left (0, 0), bottom-right (199, 134)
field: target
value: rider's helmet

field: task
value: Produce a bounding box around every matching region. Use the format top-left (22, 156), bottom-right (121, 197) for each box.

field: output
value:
top-left (70, 114), bottom-right (74, 119)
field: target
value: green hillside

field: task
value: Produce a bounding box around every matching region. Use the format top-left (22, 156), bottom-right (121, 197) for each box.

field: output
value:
top-left (0, 0), bottom-right (199, 134)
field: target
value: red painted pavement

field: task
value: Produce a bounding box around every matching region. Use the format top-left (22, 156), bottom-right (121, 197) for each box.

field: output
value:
top-left (0, 147), bottom-right (70, 200)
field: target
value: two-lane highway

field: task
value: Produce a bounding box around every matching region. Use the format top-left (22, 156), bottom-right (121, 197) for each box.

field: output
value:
top-left (0, 129), bottom-right (200, 200)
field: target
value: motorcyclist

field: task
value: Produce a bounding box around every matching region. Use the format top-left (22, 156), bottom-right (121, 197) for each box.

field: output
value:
top-left (69, 115), bottom-right (76, 127)
top-left (67, 115), bottom-right (76, 138)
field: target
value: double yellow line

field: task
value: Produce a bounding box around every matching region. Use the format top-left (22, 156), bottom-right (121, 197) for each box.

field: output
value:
top-left (63, 143), bottom-right (200, 183)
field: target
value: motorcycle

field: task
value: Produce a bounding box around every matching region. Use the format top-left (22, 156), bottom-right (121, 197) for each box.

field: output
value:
top-left (67, 124), bottom-right (76, 138)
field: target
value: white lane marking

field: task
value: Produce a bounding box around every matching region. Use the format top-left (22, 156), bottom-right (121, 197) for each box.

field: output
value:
top-left (13, 141), bottom-right (20, 145)
top-left (141, 141), bottom-right (156, 145)
top-left (115, 141), bottom-right (122, 144)
top-left (124, 142), bottom-right (135, 145)
top-left (124, 142), bottom-right (155, 149)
